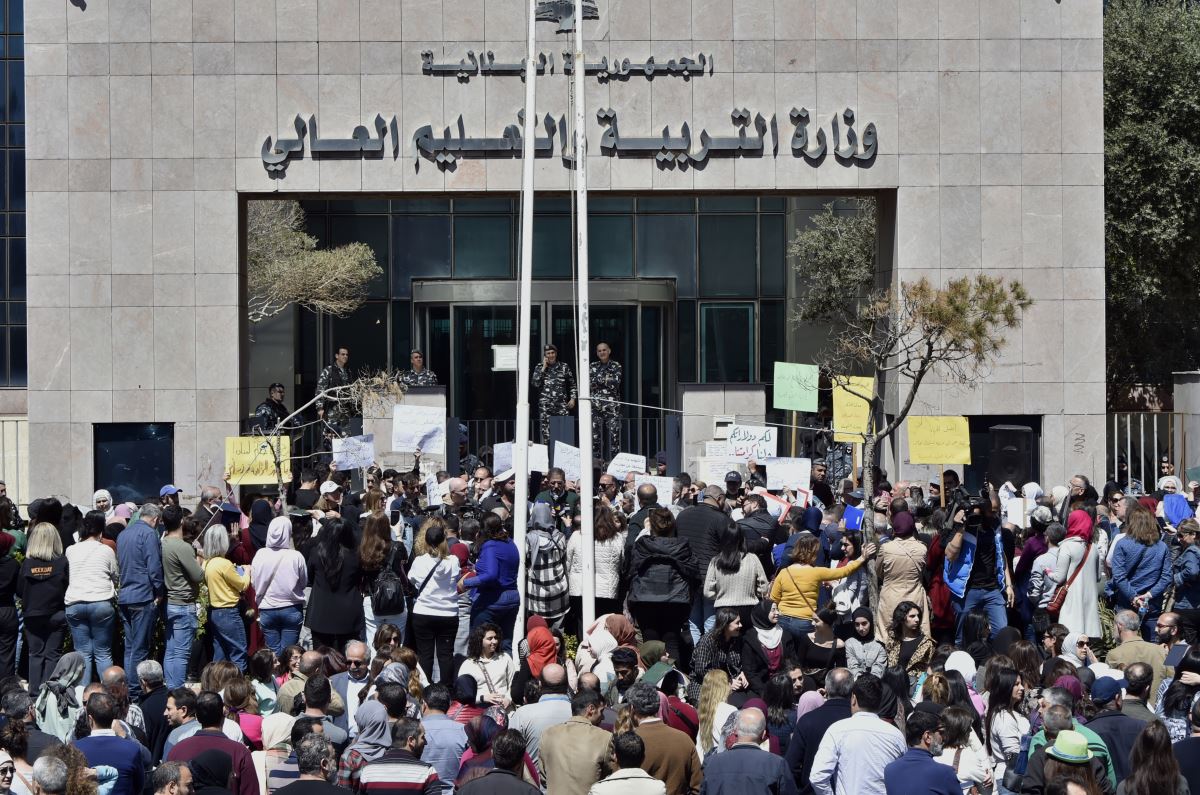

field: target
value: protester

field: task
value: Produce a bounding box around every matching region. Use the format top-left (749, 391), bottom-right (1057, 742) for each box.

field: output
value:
top-left (627, 509), bottom-right (700, 665)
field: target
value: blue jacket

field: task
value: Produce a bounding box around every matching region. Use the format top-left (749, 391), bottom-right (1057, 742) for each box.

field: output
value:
top-left (462, 538), bottom-right (520, 611)
top-left (944, 524), bottom-right (1005, 598)
top-left (76, 734), bottom-right (145, 795)
top-left (884, 748), bottom-right (960, 795)
top-left (1175, 545), bottom-right (1200, 609)
top-left (116, 520), bottom-right (163, 605)
top-left (1110, 536), bottom-right (1172, 609)
top-left (700, 743), bottom-right (797, 795)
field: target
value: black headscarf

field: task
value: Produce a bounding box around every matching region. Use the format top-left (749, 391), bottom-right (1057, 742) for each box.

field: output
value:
top-left (851, 607), bottom-right (875, 643)
top-left (248, 499), bottom-right (274, 551)
top-left (190, 749), bottom-right (234, 795)
top-left (751, 599), bottom-right (776, 632)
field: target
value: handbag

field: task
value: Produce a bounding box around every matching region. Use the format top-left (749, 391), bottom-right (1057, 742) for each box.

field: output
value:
top-left (1047, 541), bottom-right (1091, 617)
top-left (371, 545), bottom-right (407, 615)
top-left (404, 560), bottom-right (440, 640)
top-left (1001, 733), bottom-right (1031, 792)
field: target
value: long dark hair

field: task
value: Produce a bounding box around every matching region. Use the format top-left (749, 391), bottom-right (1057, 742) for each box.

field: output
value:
top-left (81, 510), bottom-right (106, 540)
top-left (714, 523), bottom-right (746, 575)
top-left (888, 601), bottom-right (921, 643)
top-left (1124, 720), bottom-right (1181, 795)
top-left (709, 607), bottom-right (742, 645)
top-left (314, 518), bottom-right (354, 585)
top-left (961, 611), bottom-right (991, 649)
top-left (763, 672), bottom-right (796, 727)
top-left (944, 669), bottom-right (984, 741)
top-left (984, 667), bottom-right (1020, 756)
top-left (1163, 646), bottom-right (1200, 715)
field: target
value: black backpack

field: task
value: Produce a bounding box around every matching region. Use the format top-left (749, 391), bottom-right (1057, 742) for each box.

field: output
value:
top-left (371, 545), bottom-right (408, 615)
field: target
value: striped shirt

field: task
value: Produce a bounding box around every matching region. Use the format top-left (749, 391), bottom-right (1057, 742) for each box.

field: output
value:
top-left (359, 749), bottom-right (440, 795)
top-left (265, 754), bottom-right (301, 795)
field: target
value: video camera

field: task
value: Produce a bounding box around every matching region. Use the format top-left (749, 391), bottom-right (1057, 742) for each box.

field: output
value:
top-left (947, 486), bottom-right (990, 530)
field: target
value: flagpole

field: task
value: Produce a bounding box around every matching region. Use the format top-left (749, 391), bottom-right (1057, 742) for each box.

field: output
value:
top-left (512, 0), bottom-right (539, 649)
top-left (573, 0), bottom-right (596, 631)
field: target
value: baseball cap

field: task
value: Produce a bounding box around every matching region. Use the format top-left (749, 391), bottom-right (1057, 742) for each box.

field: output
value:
top-left (495, 469), bottom-right (516, 483)
top-left (1090, 677), bottom-right (1126, 705)
top-left (724, 471), bottom-right (743, 484)
top-left (159, 484), bottom-right (182, 498)
top-left (319, 481), bottom-right (341, 495)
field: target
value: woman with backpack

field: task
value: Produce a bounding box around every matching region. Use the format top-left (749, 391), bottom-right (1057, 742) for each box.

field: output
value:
top-left (358, 513), bottom-right (409, 643)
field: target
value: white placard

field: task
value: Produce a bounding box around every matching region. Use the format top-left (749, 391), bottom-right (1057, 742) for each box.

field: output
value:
top-left (529, 443), bottom-right (550, 472)
top-left (726, 424), bottom-right (778, 462)
top-left (695, 457), bottom-right (744, 486)
top-left (635, 475), bottom-right (675, 507)
top-left (764, 457), bottom-right (812, 491)
top-left (493, 442), bottom-right (513, 473)
top-left (434, 480), bottom-right (452, 500)
top-left (392, 405), bottom-right (447, 455)
top-left (606, 452), bottom-right (648, 479)
top-left (424, 474), bottom-right (439, 499)
top-left (553, 441), bottom-right (582, 482)
top-left (332, 434), bottom-right (375, 471)
top-left (705, 441), bottom-right (730, 458)
top-left (492, 441), bottom-right (549, 473)
top-left (492, 345), bottom-right (518, 371)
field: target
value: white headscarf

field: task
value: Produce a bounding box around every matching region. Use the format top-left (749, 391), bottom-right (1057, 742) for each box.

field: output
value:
top-left (92, 489), bottom-right (115, 520)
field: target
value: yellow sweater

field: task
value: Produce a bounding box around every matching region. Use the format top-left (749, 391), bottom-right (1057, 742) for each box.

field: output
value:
top-left (204, 557), bottom-right (249, 608)
top-left (770, 559), bottom-right (865, 619)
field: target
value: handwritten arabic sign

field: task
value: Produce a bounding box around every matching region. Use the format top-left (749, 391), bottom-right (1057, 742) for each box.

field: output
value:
top-left (773, 362), bottom-right (819, 412)
top-left (226, 436), bottom-right (291, 486)
top-left (606, 453), bottom-right (647, 479)
top-left (634, 475), bottom-right (675, 507)
top-left (391, 405), bottom-right (446, 456)
top-left (332, 434), bottom-right (376, 471)
top-left (907, 416), bottom-right (972, 465)
top-left (493, 441), bottom-right (550, 474)
top-left (764, 457), bottom-right (811, 492)
top-left (832, 377), bottom-right (874, 443)
top-left (727, 425), bottom-right (777, 463)
top-left (553, 441), bottom-right (582, 482)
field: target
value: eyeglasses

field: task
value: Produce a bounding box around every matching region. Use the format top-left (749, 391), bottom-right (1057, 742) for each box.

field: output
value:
top-left (347, 658), bottom-right (367, 667)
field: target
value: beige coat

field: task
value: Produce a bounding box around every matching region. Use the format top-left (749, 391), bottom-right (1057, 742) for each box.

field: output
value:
top-left (587, 769), bottom-right (667, 795)
top-left (540, 716), bottom-right (613, 795)
top-left (875, 536), bottom-right (932, 639)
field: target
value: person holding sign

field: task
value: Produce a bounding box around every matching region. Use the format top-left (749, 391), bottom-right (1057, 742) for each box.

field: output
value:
top-left (531, 345), bottom-right (577, 445)
top-left (590, 342), bottom-right (623, 460)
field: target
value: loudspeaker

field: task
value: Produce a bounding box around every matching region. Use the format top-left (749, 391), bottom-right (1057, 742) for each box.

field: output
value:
top-left (988, 425), bottom-right (1034, 487)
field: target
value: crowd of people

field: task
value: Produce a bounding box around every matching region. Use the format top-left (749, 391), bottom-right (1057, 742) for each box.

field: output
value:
top-left (0, 451), bottom-right (1200, 795)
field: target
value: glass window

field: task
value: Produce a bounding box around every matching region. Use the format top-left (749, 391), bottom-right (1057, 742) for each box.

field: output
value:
top-left (636, 214), bottom-right (696, 296)
top-left (677, 300), bottom-right (697, 383)
top-left (93, 423), bottom-right (174, 502)
top-left (590, 196), bottom-right (634, 212)
top-left (533, 214), bottom-right (571, 278)
top-left (699, 215), bottom-right (756, 297)
top-left (6, 150), bottom-right (20, 211)
top-left (759, 300), bottom-right (785, 386)
top-left (327, 199), bottom-right (388, 213)
top-left (760, 214), bottom-right (786, 297)
top-left (700, 303), bottom-right (754, 383)
top-left (329, 214), bottom-right (389, 298)
top-left (329, 301), bottom-right (389, 374)
top-left (454, 197), bottom-right (512, 214)
top-left (454, 216), bottom-right (512, 278)
top-left (391, 300), bottom-right (411, 371)
top-left (535, 196), bottom-right (570, 213)
top-left (393, 198), bottom-right (450, 213)
top-left (7, 37), bottom-right (19, 59)
top-left (392, 215), bottom-right (451, 297)
top-left (427, 304), bottom-right (451, 395)
top-left (760, 197), bottom-right (786, 211)
top-left (699, 196), bottom-right (756, 212)
top-left (638, 197), bottom-right (694, 213)
top-left (8, 325), bottom-right (22, 386)
top-left (7, 61), bottom-right (19, 123)
top-left (590, 215), bottom-right (633, 277)
top-left (7, 2), bottom-right (20, 34)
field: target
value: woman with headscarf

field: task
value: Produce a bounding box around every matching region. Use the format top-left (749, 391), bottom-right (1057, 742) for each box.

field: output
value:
top-left (1048, 509), bottom-right (1103, 639)
top-left (251, 516), bottom-right (308, 658)
top-left (247, 499), bottom-right (273, 552)
top-left (32, 652), bottom-right (83, 742)
top-left (509, 626), bottom-right (557, 708)
top-left (740, 599), bottom-right (799, 697)
top-left (455, 715), bottom-right (541, 789)
top-left (448, 676), bottom-right (484, 725)
top-left (574, 613), bottom-right (637, 687)
top-left (874, 510), bottom-right (931, 639)
top-left (190, 749), bottom-right (235, 795)
top-left (91, 491), bottom-right (115, 522)
top-left (1059, 631), bottom-right (1097, 669)
top-left (845, 606), bottom-right (886, 679)
top-left (639, 640), bottom-right (690, 700)
top-left (251, 713), bottom-right (294, 795)
top-left (336, 701), bottom-right (391, 792)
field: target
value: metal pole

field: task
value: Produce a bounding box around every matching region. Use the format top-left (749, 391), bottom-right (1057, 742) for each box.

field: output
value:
top-left (573, 0), bottom-right (597, 631)
top-left (512, 0), bottom-right (539, 649)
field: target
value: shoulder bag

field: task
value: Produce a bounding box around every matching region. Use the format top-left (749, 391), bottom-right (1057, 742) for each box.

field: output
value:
top-left (404, 559), bottom-right (440, 640)
top-left (1047, 541), bottom-right (1091, 617)
top-left (371, 545), bottom-right (407, 615)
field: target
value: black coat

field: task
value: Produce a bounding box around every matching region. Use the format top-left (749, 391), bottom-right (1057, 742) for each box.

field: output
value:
top-left (784, 697), bottom-right (852, 795)
top-left (304, 546), bottom-right (364, 636)
top-left (1085, 709), bottom-right (1145, 784)
top-left (627, 535), bottom-right (699, 606)
top-left (740, 627), bottom-right (800, 696)
top-left (675, 503), bottom-right (728, 573)
top-left (17, 556), bottom-right (68, 618)
top-left (737, 510), bottom-right (785, 574)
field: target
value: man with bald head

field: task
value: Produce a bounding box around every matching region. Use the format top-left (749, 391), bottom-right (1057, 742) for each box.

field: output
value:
top-left (442, 477), bottom-right (469, 514)
top-left (701, 707), bottom-right (796, 794)
top-left (331, 641), bottom-right (371, 734)
top-left (276, 651), bottom-right (346, 718)
top-left (509, 663), bottom-right (572, 771)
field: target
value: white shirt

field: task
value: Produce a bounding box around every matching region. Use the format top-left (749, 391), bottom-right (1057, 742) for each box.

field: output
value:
top-left (64, 539), bottom-right (118, 604)
top-left (809, 710), bottom-right (906, 795)
top-left (407, 554), bottom-right (461, 617)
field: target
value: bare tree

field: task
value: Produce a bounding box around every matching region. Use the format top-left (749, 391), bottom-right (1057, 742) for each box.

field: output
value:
top-left (246, 200), bottom-right (382, 323)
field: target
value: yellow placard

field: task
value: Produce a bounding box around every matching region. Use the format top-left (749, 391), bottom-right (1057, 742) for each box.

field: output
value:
top-left (226, 436), bottom-right (292, 485)
top-left (907, 416), bottom-right (972, 465)
top-left (832, 376), bottom-right (874, 442)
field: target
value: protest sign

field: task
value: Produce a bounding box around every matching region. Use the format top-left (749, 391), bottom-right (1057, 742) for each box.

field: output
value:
top-left (391, 405), bottom-right (446, 455)
top-left (529, 443), bottom-right (550, 472)
top-left (635, 475), bottom-right (675, 507)
top-left (832, 376), bottom-right (874, 442)
top-left (705, 441), bottom-right (730, 459)
top-left (332, 434), bottom-right (375, 471)
top-left (695, 457), bottom-right (743, 486)
top-left (492, 441), bottom-right (549, 473)
top-left (606, 453), bottom-right (648, 479)
top-left (764, 457), bottom-right (812, 491)
top-left (773, 362), bottom-right (819, 412)
top-left (553, 441), bottom-right (582, 482)
top-left (727, 425), bottom-right (777, 462)
top-left (493, 442), bottom-right (513, 473)
top-left (226, 436), bottom-right (291, 486)
top-left (907, 416), bottom-right (972, 465)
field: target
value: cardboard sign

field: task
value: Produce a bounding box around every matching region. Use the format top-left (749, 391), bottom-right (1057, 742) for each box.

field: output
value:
top-left (726, 425), bottom-right (777, 462)
top-left (226, 436), bottom-right (291, 486)
top-left (695, 457), bottom-right (743, 487)
top-left (332, 434), bottom-right (375, 471)
top-left (493, 442), bottom-right (513, 474)
top-left (833, 376), bottom-right (874, 442)
top-left (391, 405), bottom-right (446, 455)
top-left (493, 441), bottom-right (549, 473)
top-left (606, 453), bottom-right (647, 479)
top-left (907, 415), bottom-right (972, 465)
top-left (705, 441), bottom-right (730, 458)
top-left (773, 362), bottom-right (819, 412)
top-left (529, 443), bottom-right (550, 473)
top-left (553, 441), bottom-right (582, 482)
top-left (635, 475), bottom-right (675, 507)
top-left (764, 457), bottom-right (812, 491)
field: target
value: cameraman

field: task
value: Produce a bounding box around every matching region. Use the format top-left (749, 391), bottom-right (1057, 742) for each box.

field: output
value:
top-left (944, 482), bottom-right (1016, 645)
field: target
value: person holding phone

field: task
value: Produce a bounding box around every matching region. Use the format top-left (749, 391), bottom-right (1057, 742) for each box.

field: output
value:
top-left (531, 344), bottom-right (576, 445)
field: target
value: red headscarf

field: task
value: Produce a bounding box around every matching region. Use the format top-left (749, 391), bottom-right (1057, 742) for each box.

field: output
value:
top-left (1066, 509), bottom-right (1093, 542)
top-left (526, 627), bottom-right (557, 678)
top-left (0, 532), bottom-right (14, 559)
top-left (1138, 496), bottom-right (1158, 513)
top-left (605, 614), bottom-right (637, 648)
top-left (526, 615), bottom-right (549, 634)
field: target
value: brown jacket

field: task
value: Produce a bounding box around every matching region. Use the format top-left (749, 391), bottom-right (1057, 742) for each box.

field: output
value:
top-left (635, 720), bottom-right (702, 795)
top-left (540, 716), bottom-right (613, 795)
top-left (1106, 638), bottom-right (1166, 706)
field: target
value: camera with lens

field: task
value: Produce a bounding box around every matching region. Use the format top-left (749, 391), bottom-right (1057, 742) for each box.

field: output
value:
top-left (948, 487), bottom-right (988, 530)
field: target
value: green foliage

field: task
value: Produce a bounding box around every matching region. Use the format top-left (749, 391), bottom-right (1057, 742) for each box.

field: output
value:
top-left (787, 197), bottom-right (878, 323)
top-left (1105, 0), bottom-right (1200, 385)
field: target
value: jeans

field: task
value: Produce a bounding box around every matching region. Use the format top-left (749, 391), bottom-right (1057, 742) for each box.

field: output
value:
top-left (688, 596), bottom-right (717, 645)
top-left (411, 613), bottom-right (458, 685)
top-left (119, 601), bottom-right (158, 700)
top-left (259, 605), bottom-right (304, 657)
top-left (778, 615), bottom-right (814, 644)
top-left (24, 612), bottom-right (66, 695)
top-left (164, 603), bottom-right (196, 689)
top-left (470, 603), bottom-right (518, 655)
top-left (952, 587), bottom-right (1009, 645)
top-left (209, 607), bottom-right (248, 671)
top-left (65, 601), bottom-right (115, 686)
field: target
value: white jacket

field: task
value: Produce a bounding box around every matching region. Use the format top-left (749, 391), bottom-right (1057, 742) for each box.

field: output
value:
top-left (567, 530), bottom-right (626, 599)
top-left (588, 769), bottom-right (666, 795)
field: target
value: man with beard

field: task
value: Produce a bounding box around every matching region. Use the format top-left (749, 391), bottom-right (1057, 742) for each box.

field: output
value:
top-left (883, 705), bottom-right (961, 795)
top-left (809, 462), bottom-right (834, 509)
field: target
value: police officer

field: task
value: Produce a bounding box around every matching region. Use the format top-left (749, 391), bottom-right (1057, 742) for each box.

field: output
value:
top-left (253, 383), bottom-right (295, 433)
top-left (590, 341), bottom-right (622, 459)
top-left (399, 349), bottom-right (438, 387)
top-left (532, 344), bottom-right (576, 445)
top-left (316, 345), bottom-right (355, 434)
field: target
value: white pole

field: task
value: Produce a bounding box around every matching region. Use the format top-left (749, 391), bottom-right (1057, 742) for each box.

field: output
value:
top-left (573, 0), bottom-right (596, 631)
top-left (512, 0), bottom-right (539, 649)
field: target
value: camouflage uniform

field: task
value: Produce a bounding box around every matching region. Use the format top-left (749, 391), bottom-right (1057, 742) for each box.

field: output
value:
top-left (590, 359), bottom-right (623, 459)
top-left (399, 368), bottom-right (439, 388)
top-left (315, 363), bottom-right (354, 431)
top-left (252, 398), bottom-right (294, 434)
top-left (531, 361), bottom-right (577, 444)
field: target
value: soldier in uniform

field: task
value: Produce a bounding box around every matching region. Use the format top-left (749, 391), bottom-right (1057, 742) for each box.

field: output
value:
top-left (531, 344), bottom-right (577, 445)
top-left (253, 383), bottom-right (296, 433)
top-left (399, 349), bottom-right (438, 388)
top-left (590, 341), bottom-right (623, 459)
top-left (316, 345), bottom-right (355, 435)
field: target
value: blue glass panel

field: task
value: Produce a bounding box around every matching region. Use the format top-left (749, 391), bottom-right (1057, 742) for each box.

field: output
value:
top-left (391, 215), bottom-right (451, 297)
top-left (392, 198), bottom-right (450, 213)
top-left (699, 196), bottom-right (756, 212)
top-left (677, 300), bottom-right (696, 383)
top-left (590, 215), bottom-right (633, 277)
top-left (636, 214), bottom-right (696, 296)
top-left (759, 300), bottom-right (784, 384)
top-left (453, 215), bottom-right (512, 278)
top-left (7, 61), bottom-right (21, 123)
top-left (9, 212), bottom-right (21, 236)
top-left (8, 327), bottom-right (23, 388)
top-left (760, 214), bottom-right (786, 297)
top-left (8, 301), bottom-right (23, 325)
top-left (7, 124), bottom-right (22, 147)
top-left (7, 1), bottom-right (20, 35)
top-left (454, 197), bottom-right (512, 214)
top-left (329, 214), bottom-right (389, 298)
top-left (638, 196), bottom-right (694, 212)
top-left (9, 241), bottom-right (25, 300)
top-left (8, 150), bottom-right (23, 211)
top-left (700, 303), bottom-right (754, 383)
top-left (7, 36), bottom-right (20, 59)
top-left (698, 215), bottom-right (756, 297)
top-left (590, 196), bottom-right (634, 212)
top-left (761, 197), bottom-right (786, 211)
top-left (532, 214), bottom-right (571, 278)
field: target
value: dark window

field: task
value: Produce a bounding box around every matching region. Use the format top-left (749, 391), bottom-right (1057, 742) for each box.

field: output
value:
top-left (700, 302), bottom-right (754, 383)
top-left (636, 214), bottom-right (696, 296)
top-left (759, 214), bottom-right (786, 297)
top-left (532, 214), bottom-right (572, 278)
top-left (391, 214), bottom-right (451, 297)
top-left (93, 423), bottom-right (174, 504)
top-left (699, 195), bottom-right (756, 212)
top-left (677, 300), bottom-right (697, 383)
top-left (759, 300), bottom-right (785, 409)
top-left (699, 215), bottom-right (756, 297)
top-left (454, 215), bottom-right (512, 278)
top-left (0, 2), bottom-right (22, 388)
top-left (329, 301), bottom-right (389, 374)
top-left (637, 197), bottom-right (694, 212)
top-left (391, 300), bottom-right (412, 368)
top-left (590, 215), bottom-right (634, 277)
top-left (329, 214), bottom-right (388, 298)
